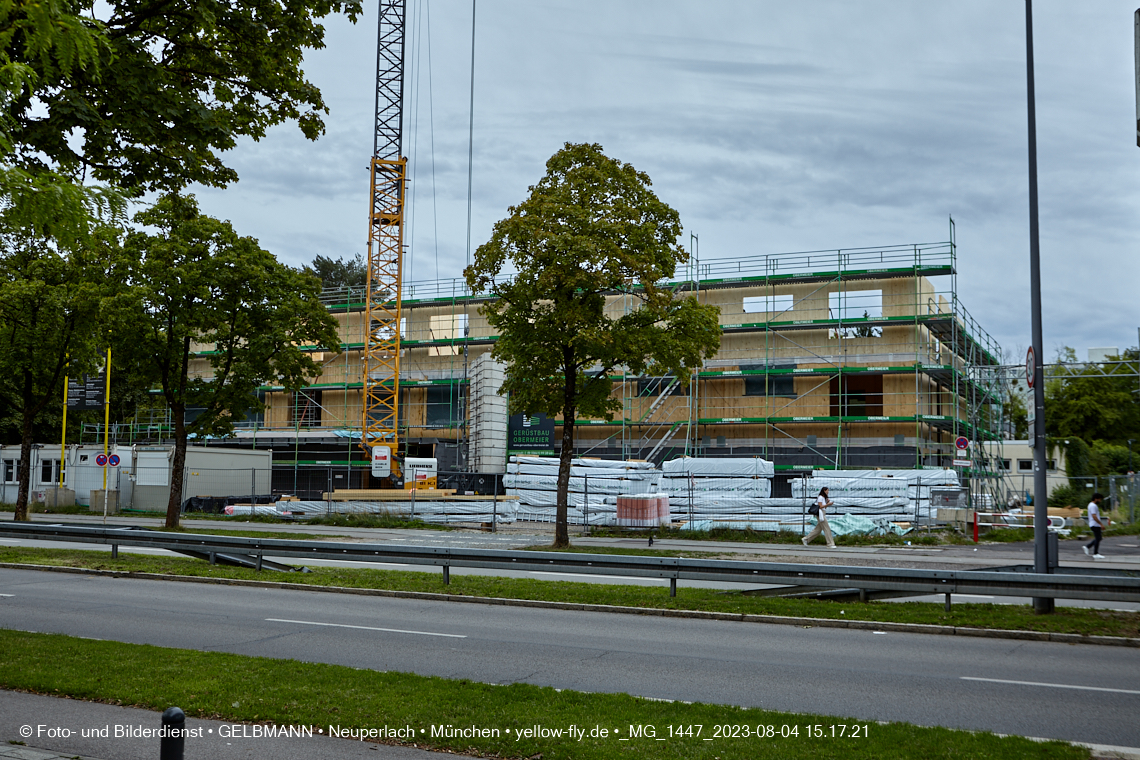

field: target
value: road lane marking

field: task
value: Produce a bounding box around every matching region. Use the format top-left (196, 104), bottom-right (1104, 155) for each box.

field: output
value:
top-left (961, 677), bottom-right (1140, 695)
top-left (0, 593), bottom-right (13, 597)
top-left (265, 618), bottom-right (465, 638)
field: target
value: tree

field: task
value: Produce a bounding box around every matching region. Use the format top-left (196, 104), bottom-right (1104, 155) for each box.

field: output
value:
top-left (1045, 347), bottom-right (1139, 446)
top-left (0, 231), bottom-right (117, 519)
top-left (118, 194), bottom-right (340, 527)
top-left (306, 253), bottom-right (367, 290)
top-left (5, 0), bottom-right (362, 196)
top-left (465, 143), bottom-right (722, 547)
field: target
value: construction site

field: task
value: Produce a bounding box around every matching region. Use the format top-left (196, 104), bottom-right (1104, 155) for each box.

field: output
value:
top-left (64, 2), bottom-right (1010, 518)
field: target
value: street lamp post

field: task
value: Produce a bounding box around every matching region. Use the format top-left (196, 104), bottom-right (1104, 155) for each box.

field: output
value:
top-left (1025, 0), bottom-right (1052, 614)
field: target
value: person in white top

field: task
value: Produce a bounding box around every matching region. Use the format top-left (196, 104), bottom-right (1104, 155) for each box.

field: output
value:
top-left (803, 487), bottom-right (836, 548)
top-left (1083, 493), bottom-right (1108, 559)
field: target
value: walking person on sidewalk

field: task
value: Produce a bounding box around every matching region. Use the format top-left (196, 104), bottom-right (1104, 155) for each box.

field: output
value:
top-left (803, 486), bottom-right (836, 548)
top-left (1083, 492), bottom-right (1108, 559)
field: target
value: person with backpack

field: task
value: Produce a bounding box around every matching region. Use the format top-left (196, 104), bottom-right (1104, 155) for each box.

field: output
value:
top-left (803, 486), bottom-right (836, 548)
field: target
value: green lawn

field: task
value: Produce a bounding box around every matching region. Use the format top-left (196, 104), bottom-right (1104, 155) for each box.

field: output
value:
top-left (2, 545), bottom-right (1136, 638)
top-left (0, 629), bottom-right (1088, 760)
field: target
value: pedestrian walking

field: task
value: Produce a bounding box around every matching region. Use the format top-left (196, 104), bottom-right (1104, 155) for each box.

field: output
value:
top-left (803, 486), bottom-right (836, 548)
top-left (1083, 492), bottom-right (1108, 559)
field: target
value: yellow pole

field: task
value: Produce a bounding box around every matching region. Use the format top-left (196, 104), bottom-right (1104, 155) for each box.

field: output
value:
top-left (60, 357), bottom-right (68, 488)
top-left (102, 347), bottom-right (111, 490)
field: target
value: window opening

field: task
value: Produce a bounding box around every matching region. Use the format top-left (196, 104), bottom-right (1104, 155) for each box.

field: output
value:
top-left (429, 314), bottom-right (467, 356)
top-left (741, 364), bottom-right (796, 397)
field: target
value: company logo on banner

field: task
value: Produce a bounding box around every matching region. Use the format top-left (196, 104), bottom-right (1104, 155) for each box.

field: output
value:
top-left (507, 413), bottom-right (555, 455)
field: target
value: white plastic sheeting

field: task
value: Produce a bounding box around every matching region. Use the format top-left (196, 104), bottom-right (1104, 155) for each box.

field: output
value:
top-left (226, 500), bottom-right (518, 524)
top-left (510, 456), bottom-right (655, 470)
top-left (507, 456), bottom-right (665, 522)
top-left (662, 478), bottom-right (772, 498)
top-left (792, 478), bottom-right (909, 498)
top-left (811, 469), bottom-right (959, 485)
top-left (662, 457), bottom-right (775, 477)
top-left (504, 474), bottom-right (658, 495)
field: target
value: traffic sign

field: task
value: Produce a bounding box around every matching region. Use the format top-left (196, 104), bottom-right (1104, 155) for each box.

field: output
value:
top-left (952, 458), bottom-right (971, 467)
top-left (95, 454), bottom-right (108, 467)
top-left (108, 454), bottom-right (120, 467)
top-left (1026, 347), bottom-right (1035, 388)
top-left (954, 436), bottom-right (969, 451)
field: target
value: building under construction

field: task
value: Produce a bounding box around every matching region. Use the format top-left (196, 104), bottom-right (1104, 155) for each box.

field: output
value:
top-left (87, 232), bottom-right (1008, 503)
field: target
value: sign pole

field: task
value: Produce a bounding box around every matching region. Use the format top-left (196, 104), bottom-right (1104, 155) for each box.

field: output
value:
top-left (1025, 0), bottom-right (1053, 613)
top-left (59, 355), bottom-right (69, 489)
top-left (102, 347), bottom-right (111, 492)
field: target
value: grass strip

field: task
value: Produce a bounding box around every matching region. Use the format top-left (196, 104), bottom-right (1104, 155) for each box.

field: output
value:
top-left (0, 629), bottom-right (1086, 760)
top-left (2, 546), bottom-right (1137, 638)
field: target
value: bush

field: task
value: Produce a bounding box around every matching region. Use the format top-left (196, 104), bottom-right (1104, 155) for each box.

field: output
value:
top-left (1048, 484), bottom-right (1083, 509)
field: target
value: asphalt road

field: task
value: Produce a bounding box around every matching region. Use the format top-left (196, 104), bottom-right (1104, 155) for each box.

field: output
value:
top-left (2, 567), bottom-right (1138, 749)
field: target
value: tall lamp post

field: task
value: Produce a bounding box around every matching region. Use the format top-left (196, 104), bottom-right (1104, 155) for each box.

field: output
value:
top-left (1025, 0), bottom-right (1052, 614)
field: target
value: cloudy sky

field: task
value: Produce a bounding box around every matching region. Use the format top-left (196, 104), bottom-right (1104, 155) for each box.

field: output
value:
top-left (188, 0), bottom-right (1140, 362)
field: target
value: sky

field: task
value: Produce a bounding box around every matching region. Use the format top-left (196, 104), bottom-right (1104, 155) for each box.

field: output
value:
top-left (187, 0), bottom-right (1140, 363)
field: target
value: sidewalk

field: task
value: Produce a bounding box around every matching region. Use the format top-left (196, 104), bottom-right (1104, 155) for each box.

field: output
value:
top-left (1, 691), bottom-right (450, 760)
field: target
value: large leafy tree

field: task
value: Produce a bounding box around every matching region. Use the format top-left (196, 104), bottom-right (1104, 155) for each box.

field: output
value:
top-left (1045, 347), bottom-right (1139, 447)
top-left (118, 194), bottom-right (340, 527)
top-left (306, 253), bottom-right (367, 290)
top-left (6, 0), bottom-right (362, 195)
top-left (466, 143), bottom-right (722, 547)
top-left (0, 230), bottom-right (120, 519)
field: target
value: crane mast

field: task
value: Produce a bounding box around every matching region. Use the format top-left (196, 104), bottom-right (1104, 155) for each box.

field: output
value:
top-left (361, 0), bottom-right (407, 472)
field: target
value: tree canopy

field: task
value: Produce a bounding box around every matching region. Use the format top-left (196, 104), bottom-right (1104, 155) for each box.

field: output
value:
top-left (117, 194), bottom-right (341, 527)
top-left (307, 253), bottom-right (367, 290)
top-left (6, 0), bottom-right (362, 195)
top-left (0, 228), bottom-right (120, 518)
top-left (466, 143), bottom-right (721, 547)
top-left (1045, 348), bottom-right (1139, 448)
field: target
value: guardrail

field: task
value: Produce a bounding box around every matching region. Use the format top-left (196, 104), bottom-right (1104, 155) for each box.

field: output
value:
top-left (2, 523), bottom-right (1138, 605)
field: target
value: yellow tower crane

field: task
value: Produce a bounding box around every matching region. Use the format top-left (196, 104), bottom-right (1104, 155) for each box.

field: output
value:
top-left (361, 0), bottom-right (407, 481)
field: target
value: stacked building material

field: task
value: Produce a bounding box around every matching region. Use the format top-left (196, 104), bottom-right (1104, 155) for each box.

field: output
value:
top-left (505, 456), bottom-right (662, 525)
top-left (790, 476), bottom-right (910, 516)
top-left (224, 498), bottom-right (518, 524)
top-left (662, 457), bottom-right (775, 516)
top-left (795, 469), bottom-right (960, 521)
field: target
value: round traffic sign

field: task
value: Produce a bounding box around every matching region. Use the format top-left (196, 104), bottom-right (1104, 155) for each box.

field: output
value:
top-left (108, 454), bottom-right (120, 467)
top-left (95, 454), bottom-right (108, 466)
top-left (955, 436), bottom-right (969, 451)
top-left (1026, 347), bottom-right (1035, 388)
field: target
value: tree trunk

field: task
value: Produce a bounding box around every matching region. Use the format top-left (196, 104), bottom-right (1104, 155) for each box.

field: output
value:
top-left (13, 418), bottom-right (34, 522)
top-left (554, 357), bottom-right (576, 548)
top-left (166, 403), bottom-right (187, 528)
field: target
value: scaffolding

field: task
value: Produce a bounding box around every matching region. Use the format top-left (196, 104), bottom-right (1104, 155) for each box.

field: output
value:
top-left (85, 233), bottom-right (1013, 504)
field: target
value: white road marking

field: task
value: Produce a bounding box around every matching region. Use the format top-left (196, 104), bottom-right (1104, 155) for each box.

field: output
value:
top-left (265, 618), bottom-right (465, 638)
top-left (0, 593), bottom-right (13, 597)
top-left (961, 677), bottom-right (1140, 695)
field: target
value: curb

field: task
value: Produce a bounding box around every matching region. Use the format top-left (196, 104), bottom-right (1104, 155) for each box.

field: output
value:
top-left (2, 561), bottom-right (1138, 648)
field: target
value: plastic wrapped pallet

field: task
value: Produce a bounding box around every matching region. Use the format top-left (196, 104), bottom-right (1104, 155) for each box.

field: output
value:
top-left (517, 504), bottom-right (616, 525)
top-left (508, 462), bottom-right (661, 481)
top-left (616, 494), bottom-right (668, 527)
top-left (510, 455), bottom-right (655, 471)
top-left (505, 474), bottom-right (657, 495)
top-left (280, 500), bottom-right (518, 524)
top-left (662, 456), bottom-right (775, 478)
top-left (510, 489), bottom-right (613, 509)
top-left (812, 469), bottom-right (958, 486)
top-left (792, 478), bottom-right (909, 498)
top-left (662, 478), bottom-right (772, 497)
